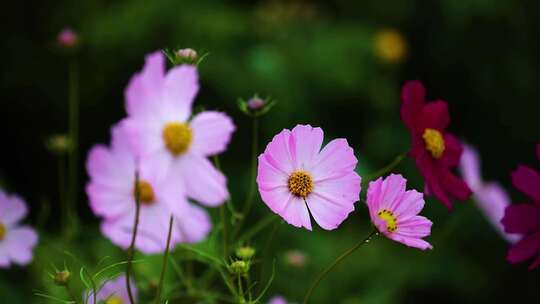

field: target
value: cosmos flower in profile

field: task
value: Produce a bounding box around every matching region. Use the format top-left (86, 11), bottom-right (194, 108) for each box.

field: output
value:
top-left (366, 174), bottom-right (433, 250)
top-left (501, 143), bottom-right (540, 270)
top-left (122, 51), bottom-right (235, 207)
top-left (0, 190), bottom-right (38, 268)
top-left (459, 144), bottom-right (520, 242)
top-left (86, 274), bottom-right (137, 304)
top-left (400, 80), bottom-right (471, 210)
top-left (86, 124), bottom-right (211, 254)
top-left (257, 124), bottom-right (361, 230)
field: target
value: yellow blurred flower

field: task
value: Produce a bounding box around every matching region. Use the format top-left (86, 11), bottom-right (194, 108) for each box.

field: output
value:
top-left (373, 29), bottom-right (408, 63)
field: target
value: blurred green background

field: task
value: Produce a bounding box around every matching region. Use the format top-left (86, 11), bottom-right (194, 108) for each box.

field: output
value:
top-left (1, 0), bottom-right (539, 303)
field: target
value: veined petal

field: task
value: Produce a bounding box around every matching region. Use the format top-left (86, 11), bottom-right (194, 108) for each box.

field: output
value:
top-left (311, 138), bottom-right (357, 182)
top-left (306, 192), bottom-right (355, 230)
top-left (290, 125), bottom-right (324, 170)
top-left (263, 129), bottom-right (295, 174)
top-left (190, 111), bottom-right (235, 156)
top-left (279, 197), bottom-right (312, 230)
top-left (257, 155), bottom-right (288, 191)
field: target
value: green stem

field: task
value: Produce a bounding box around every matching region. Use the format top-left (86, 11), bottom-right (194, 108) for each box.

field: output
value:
top-left (213, 156), bottom-right (230, 257)
top-left (155, 215), bottom-right (174, 304)
top-left (303, 229), bottom-right (378, 304)
top-left (64, 283), bottom-right (81, 304)
top-left (58, 155), bottom-right (68, 233)
top-left (237, 275), bottom-right (245, 303)
top-left (126, 171), bottom-right (141, 304)
top-left (364, 153), bottom-right (405, 182)
top-left (67, 58), bottom-right (80, 238)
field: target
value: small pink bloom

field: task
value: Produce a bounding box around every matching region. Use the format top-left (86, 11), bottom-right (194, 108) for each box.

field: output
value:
top-left (86, 124), bottom-right (211, 254)
top-left (459, 144), bottom-right (520, 242)
top-left (366, 174), bottom-right (433, 250)
top-left (247, 97), bottom-right (265, 111)
top-left (268, 296), bottom-right (287, 304)
top-left (257, 124), bottom-right (361, 230)
top-left (122, 51), bottom-right (235, 207)
top-left (86, 274), bottom-right (137, 303)
top-left (0, 190), bottom-right (38, 268)
top-left (57, 28), bottom-right (78, 47)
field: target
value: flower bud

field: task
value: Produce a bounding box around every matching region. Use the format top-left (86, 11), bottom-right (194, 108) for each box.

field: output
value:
top-left (235, 246), bottom-right (256, 260)
top-left (46, 134), bottom-right (70, 154)
top-left (229, 260), bottom-right (250, 275)
top-left (57, 28), bottom-right (78, 48)
top-left (177, 48), bottom-right (198, 61)
top-left (285, 249), bottom-right (307, 267)
top-left (237, 95), bottom-right (276, 117)
top-left (53, 270), bottom-right (71, 286)
top-left (373, 28), bottom-right (407, 63)
top-left (247, 97), bottom-right (265, 111)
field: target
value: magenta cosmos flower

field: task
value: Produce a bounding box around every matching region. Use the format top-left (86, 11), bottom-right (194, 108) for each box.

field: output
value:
top-left (366, 174), bottom-right (433, 250)
top-left (257, 125), bottom-right (361, 230)
top-left (122, 51), bottom-right (235, 207)
top-left (86, 124), bottom-right (211, 254)
top-left (501, 143), bottom-right (540, 269)
top-left (400, 80), bottom-right (471, 210)
top-left (459, 144), bottom-right (520, 242)
top-left (0, 190), bottom-right (38, 267)
top-left (87, 274), bottom-right (137, 304)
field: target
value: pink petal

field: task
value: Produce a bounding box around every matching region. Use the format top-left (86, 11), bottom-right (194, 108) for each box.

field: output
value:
top-left (419, 100), bottom-right (450, 131)
top-left (86, 144), bottom-right (134, 190)
top-left (0, 193), bottom-right (27, 226)
top-left (392, 188), bottom-right (425, 220)
top-left (376, 173), bottom-right (407, 212)
top-left (263, 129), bottom-right (295, 174)
top-left (260, 186), bottom-right (293, 217)
top-left (389, 234), bottom-right (433, 250)
top-left (511, 165), bottom-right (540, 203)
top-left (279, 197), bottom-right (312, 230)
top-left (6, 226), bottom-right (38, 265)
top-left (95, 275), bottom-right (136, 303)
top-left (257, 155), bottom-right (288, 191)
top-left (310, 138), bottom-right (357, 182)
top-left (306, 193), bottom-right (355, 230)
top-left (190, 111), bottom-right (235, 156)
top-left (175, 204), bottom-right (211, 243)
top-left (125, 51), bottom-right (165, 118)
top-left (86, 183), bottom-right (133, 218)
top-left (395, 216), bottom-right (432, 238)
top-left (366, 177), bottom-right (384, 219)
top-left (176, 153), bottom-right (229, 206)
top-left (507, 229), bottom-right (540, 265)
top-left (161, 65), bottom-right (199, 122)
top-left (290, 125), bottom-right (324, 170)
top-left (121, 117), bottom-right (168, 160)
top-left (400, 80), bottom-right (426, 131)
top-left (458, 144), bottom-right (482, 191)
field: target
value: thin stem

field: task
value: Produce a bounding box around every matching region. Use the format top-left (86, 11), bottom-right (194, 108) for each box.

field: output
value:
top-left (364, 153), bottom-right (405, 182)
top-left (237, 275), bottom-right (245, 303)
top-left (126, 170), bottom-right (141, 304)
top-left (213, 155), bottom-right (230, 257)
top-left (67, 58), bottom-right (80, 238)
top-left (303, 229), bottom-right (378, 304)
top-left (155, 215), bottom-right (174, 304)
top-left (242, 117), bottom-right (259, 218)
top-left (58, 155), bottom-right (68, 234)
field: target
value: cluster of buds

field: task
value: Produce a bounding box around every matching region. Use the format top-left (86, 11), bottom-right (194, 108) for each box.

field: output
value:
top-left (237, 95), bottom-right (276, 117)
top-left (163, 48), bottom-right (205, 66)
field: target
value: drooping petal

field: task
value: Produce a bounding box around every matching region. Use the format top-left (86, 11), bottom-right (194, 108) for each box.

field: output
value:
top-left (459, 144), bottom-right (482, 191)
top-left (400, 80), bottom-right (425, 131)
top-left (176, 153), bottom-right (229, 206)
top-left (419, 100), bottom-right (450, 131)
top-left (501, 204), bottom-right (540, 234)
top-left (279, 197), bottom-right (312, 230)
top-left (5, 227), bottom-right (38, 265)
top-left (290, 125), bottom-right (324, 170)
top-left (507, 230), bottom-right (540, 265)
top-left (190, 111), bottom-right (235, 156)
top-left (161, 65), bottom-right (199, 122)
top-left (125, 51), bottom-right (165, 118)
top-left (511, 165), bottom-right (540, 203)
top-left (310, 138), bottom-right (357, 182)
top-left (0, 193), bottom-right (27, 226)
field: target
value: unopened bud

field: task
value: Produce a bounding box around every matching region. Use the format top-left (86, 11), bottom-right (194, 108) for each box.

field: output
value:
top-left (238, 95), bottom-right (276, 117)
top-left (46, 134), bottom-right (70, 154)
top-left (229, 260), bottom-right (250, 275)
top-left (57, 28), bottom-right (78, 48)
top-left (53, 270), bottom-right (71, 286)
top-left (236, 246), bottom-right (256, 260)
top-left (177, 48), bottom-right (198, 61)
top-left (247, 97), bottom-right (265, 111)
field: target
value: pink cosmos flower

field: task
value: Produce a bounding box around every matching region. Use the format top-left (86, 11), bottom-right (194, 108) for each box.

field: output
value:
top-left (122, 51), bottom-right (235, 207)
top-left (400, 80), bottom-right (471, 210)
top-left (366, 174), bottom-right (433, 250)
top-left (459, 144), bottom-right (520, 243)
top-left (57, 28), bottom-right (78, 48)
top-left (257, 124), bottom-right (361, 230)
top-left (268, 296), bottom-right (287, 304)
top-left (86, 124), bottom-right (211, 254)
top-left (87, 274), bottom-right (137, 303)
top-left (501, 143), bottom-right (540, 270)
top-left (0, 190), bottom-right (38, 267)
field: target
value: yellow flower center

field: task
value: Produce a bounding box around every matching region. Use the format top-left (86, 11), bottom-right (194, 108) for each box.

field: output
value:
top-left (374, 29), bottom-right (407, 63)
top-left (133, 180), bottom-right (155, 204)
top-left (422, 128), bottom-right (445, 159)
top-left (377, 209), bottom-right (397, 233)
top-left (0, 223), bottom-right (6, 241)
top-left (162, 122), bottom-right (192, 156)
top-left (105, 296), bottom-right (124, 304)
top-left (287, 171), bottom-right (313, 198)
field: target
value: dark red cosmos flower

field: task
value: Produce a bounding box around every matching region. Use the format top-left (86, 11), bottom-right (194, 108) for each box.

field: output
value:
top-left (400, 80), bottom-right (471, 210)
top-left (501, 143), bottom-right (540, 270)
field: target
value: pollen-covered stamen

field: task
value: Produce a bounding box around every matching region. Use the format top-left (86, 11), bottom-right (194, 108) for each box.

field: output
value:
top-left (0, 222), bottom-right (6, 241)
top-left (162, 122), bottom-right (193, 155)
top-left (133, 180), bottom-right (155, 205)
top-left (105, 296), bottom-right (124, 304)
top-left (287, 171), bottom-right (313, 198)
top-left (377, 209), bottom-right (398, 233)
top-left (423, 128), bottom-right (445, 159)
